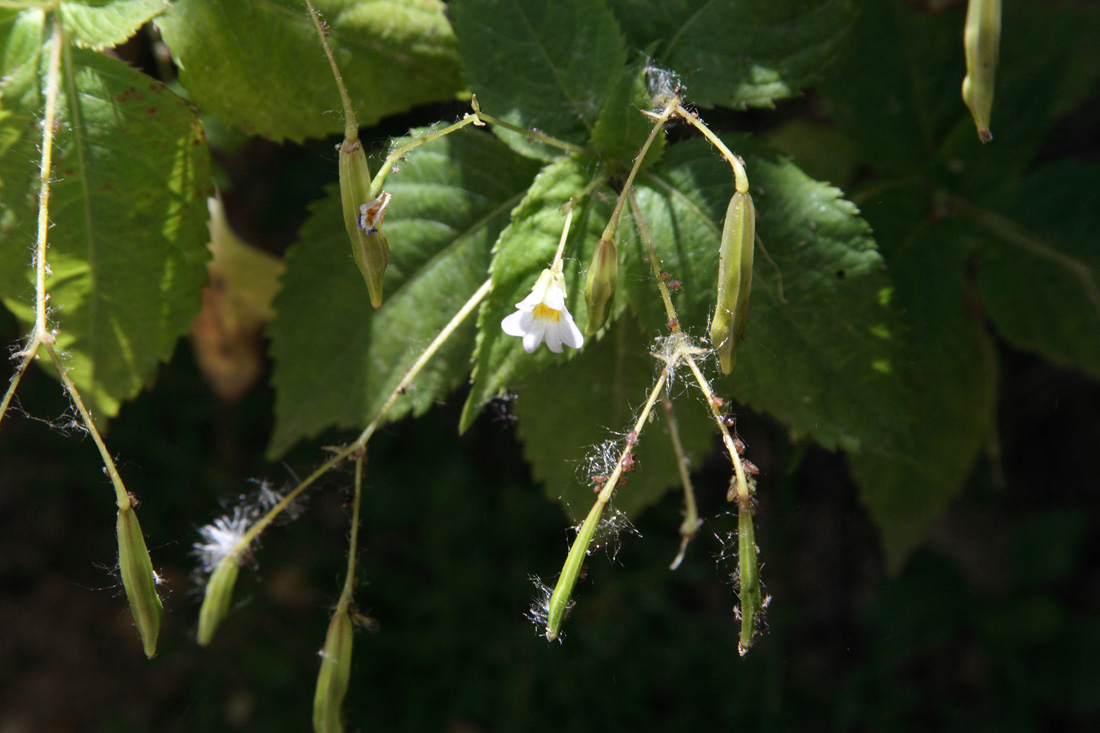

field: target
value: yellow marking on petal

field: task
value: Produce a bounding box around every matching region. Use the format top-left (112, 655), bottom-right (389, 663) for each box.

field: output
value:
top-left (533, 303), bottom-right (562, 322)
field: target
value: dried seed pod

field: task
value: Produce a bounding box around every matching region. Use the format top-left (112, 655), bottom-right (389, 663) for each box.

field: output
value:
top-left (313, 604), bottom-right (354, 733)
top-left (961, 0), bottom-right (1001, 143)
top-left (339, 137), bottom-right (390, 307)
top-left (116, 506), bottom-right (163, 658)
top-left (584, 237), bottom-right (618, 335)
top-left (197, 557), bottom-right (240, 646)
top-left (709, 191), bottom-right (756, 375)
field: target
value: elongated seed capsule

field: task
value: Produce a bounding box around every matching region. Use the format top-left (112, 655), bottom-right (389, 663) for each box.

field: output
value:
top-left (339, 137), bottom-right (390, 307)
top-left (545, 501), bottom-right (604, 641)
top-left (961, 0), bottom-right (1001, 143)
top-left (584, 237), bottom-right (618, 335)
top-left (709, 191), bottom-right (756, 375)
top-left (116, 506), bottom-right (163, 658)
top-left (197, 556), bottom-right (240, 645)
top-left (736, 498), bottom-right (762, 656)
top-left (313, 605), bottom-right (354, 733)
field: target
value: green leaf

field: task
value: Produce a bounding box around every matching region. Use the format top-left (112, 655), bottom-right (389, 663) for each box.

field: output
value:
top-left (846, 186), bottom-right (996, 571)
top-left (512, 315), bottom-right (716, 521)
top-left (0, 10), bottom-right (46, 242)
top-left (609, 0), bottom-right (857, 109)
top-left (267, 129), bottom-right (540, 457)
top-left (974, 161), bottom-right (1100, 379)
top-left (58, 0), bottom-right (170, 50)
top-left (451, 0), bottom-right (627, 159)
top-left (459, 157), bottom-right (612, 432)
top-left (637, 138), bottom-right (909, 456)
top-left (0, 41), bottom-right (211, 418)
top-left (155, 0), bottom-right (462, 143)
top-left (590, 66), bottom-right (663, 172)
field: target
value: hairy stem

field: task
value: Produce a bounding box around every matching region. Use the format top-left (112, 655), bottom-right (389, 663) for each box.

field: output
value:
top-left (675, 104), bottom-right (748, 193)
top-left (304, 0), bottom-right (358, 140)
top-left (46, 343), bottom-right (130, 508)
top-left (663, 397), bottom-right (699, 571)
top-left (628, 191), bottom-right (680, 331)
top-left (545, 364), bottom-right (671, 641)
top-left (472, 107), bottom-right (587, 154)
top-left (2, 18), bottom-right (62, 428)
top-left (602, 96), bottom-right (679, 243)
top-left (339, 456), bottom-right (365, 607)
top-left (370, 109), bottom-right (484, 196)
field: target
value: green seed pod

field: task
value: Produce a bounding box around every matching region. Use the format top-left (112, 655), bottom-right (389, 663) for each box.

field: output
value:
top-left (116, 506), bottom-right (163, 658)
top-left (709, 191), bottom-right (756, 375)
top-left (961, 0), bottom-right (1001, 143)
top-left (339, 137), bottom-right (390, 308)
top-left (313, 605), bottom-right (354, 733)
top-left (197, 557), bottom-right (240, 646)
top-left (584, 237), bottom-right (618, 335)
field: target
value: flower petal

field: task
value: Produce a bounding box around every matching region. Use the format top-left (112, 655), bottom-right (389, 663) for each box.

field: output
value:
top-left (501, 309), bottom-right (528, 337)
top-left (559, 311), bottom-right (585, 350)
top-left (522, 328), bottom-right (543, 353)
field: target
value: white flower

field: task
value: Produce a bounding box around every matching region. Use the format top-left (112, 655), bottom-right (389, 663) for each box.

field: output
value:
top-left (501, 267), bottom-right (585, 353)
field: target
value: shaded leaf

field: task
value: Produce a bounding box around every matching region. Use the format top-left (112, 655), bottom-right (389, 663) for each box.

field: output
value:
top-left (610, 0), bottom-right (856, 109)
top-left (268, 128), bottom-right (540, 457)
top-left (59, 0), bottom-right (170, 50)
top-left (846, 185), bottom-right (996, 571)
top-left (0, 38), bottom-right (211, 418)
top-left (974, 161), bottom-right (1100, 379)
top-left (155, 0), bottom-right (462, 143)
top-left (451, 0), bottom-right (626, 159)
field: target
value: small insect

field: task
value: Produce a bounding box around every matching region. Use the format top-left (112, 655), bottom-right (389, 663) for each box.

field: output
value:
top-left (357, 191), bottom-right (392, 235)
top-left (127, 491), bottom-right (140, 508)
top-left (710, 395), bottom-right (725, 408)
top-left (621, 452), bottom-right (636, 473)
top-left (625, 431), bottom-right (638, 446)
top-left (741, 458), bottom-right (759, 476)
top-left (731, 434), bottom-right (746, 454)
top-left (666, 318), bottom-right (678, 330)
top-left (668, 279), bottom-right (682, 292)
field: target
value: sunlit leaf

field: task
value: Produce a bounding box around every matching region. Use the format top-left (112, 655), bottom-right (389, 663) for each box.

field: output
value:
top-left (0, 36), bottom-right (211, 418)
top-left (156, 0), bottom-right (462, 143)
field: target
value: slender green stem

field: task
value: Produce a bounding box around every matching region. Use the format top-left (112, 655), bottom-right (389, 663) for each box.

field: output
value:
top-left (45, 343), bottom-right (130, 508)
top-left (3, 19), bottom-right (62, 428)
top-left (339, 456), bottom-right (364, 607)
top-left (682, 355), bottom-right (749, 502)
top-left (627, 191), bottom-right (680, 331)
top-left (304, 0), bottom-right (358, 140)
top-left (0, 347), bottom-right (36, 428)
top-left (34, 18), bottom-right (63, 344)
top-left (602, 97), bottom-right (679, 243)
top-left (473, 109), bottom-right (587, 154)
top-left (675, 104), bottom-right (748, 193)
top-left (230, 279), bottom-right (493, 557)
top-left (549, 206), bottom-right (575, 272)
top-left (370, 113), bottom-right (483, 196)
top-left (662, 397), bottom-right (699, 571)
